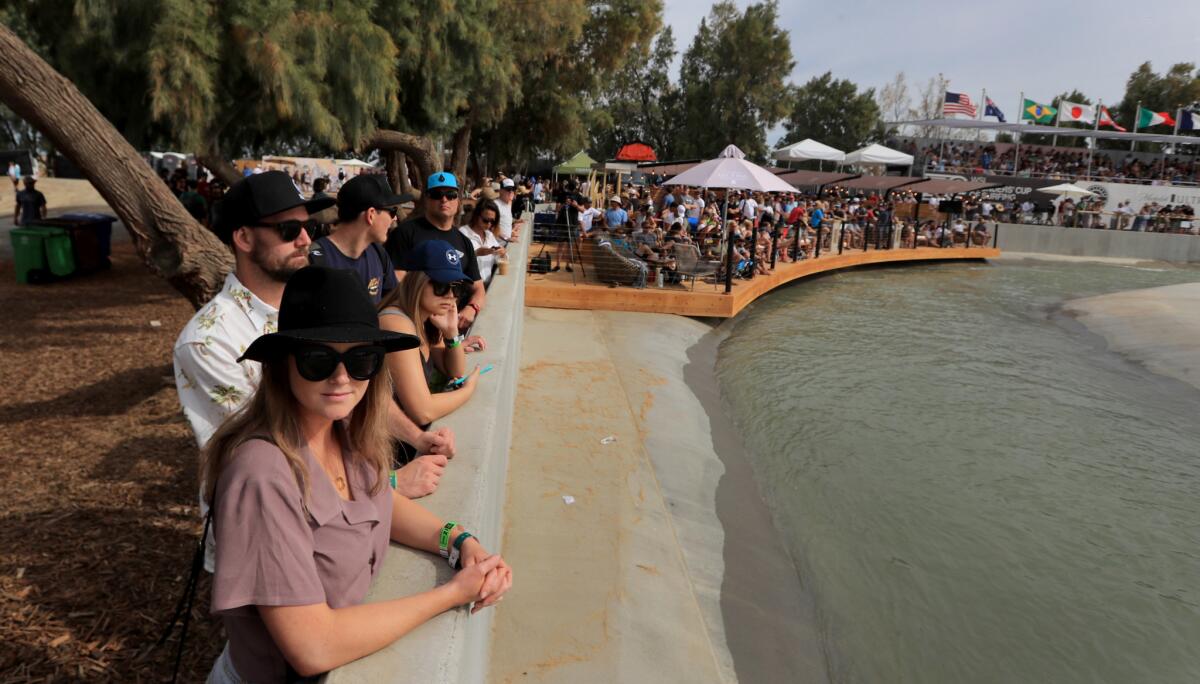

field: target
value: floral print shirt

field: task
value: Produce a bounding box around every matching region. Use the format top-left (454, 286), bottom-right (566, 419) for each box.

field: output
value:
top-left (173, 273), bottom-right (278, 448)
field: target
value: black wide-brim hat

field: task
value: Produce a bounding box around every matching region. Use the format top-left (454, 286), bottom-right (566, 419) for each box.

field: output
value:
top-left (239, 266), bottom-right (418, 362)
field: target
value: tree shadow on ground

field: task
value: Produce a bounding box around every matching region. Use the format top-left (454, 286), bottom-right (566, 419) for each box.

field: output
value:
top-left (0, 363), bottom-right (173, 425)
top-left (0, 504), bottom-right (223, 681)
top-left (91, 433), bottom-right (198, 483)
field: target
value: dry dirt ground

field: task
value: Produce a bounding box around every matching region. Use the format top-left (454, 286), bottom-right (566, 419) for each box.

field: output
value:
top-left (0, 243), bottom-right (222, 681)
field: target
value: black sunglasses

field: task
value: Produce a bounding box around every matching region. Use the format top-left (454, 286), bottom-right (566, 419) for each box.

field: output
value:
top-left (249, 219), bottom-right (320, 242)
top-left (431, 280), bottom-right (471, 298)
top-left (293, 344), bottom-right (386, 382)
top-left (427, 189), bottom-right (459, 201)
top-left (377, 206), bottom-right (399, 218)
top-left (478, 216), bottom-right (497, 225)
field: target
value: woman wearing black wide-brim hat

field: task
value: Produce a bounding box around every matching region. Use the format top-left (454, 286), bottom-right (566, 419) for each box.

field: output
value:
top-left (200, 266), bottom-right (512, 683)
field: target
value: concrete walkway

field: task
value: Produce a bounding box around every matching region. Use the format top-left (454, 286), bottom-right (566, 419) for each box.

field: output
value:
top-left (490, 307), bottom-right (827, 683)
top-left (489, 308), bottom-right (727, 683)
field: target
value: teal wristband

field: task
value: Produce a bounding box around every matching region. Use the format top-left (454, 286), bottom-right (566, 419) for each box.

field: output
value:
top-left (448, 532), bottom-right (475, 569)
top-left (439, 521), bottom-right (458, 558)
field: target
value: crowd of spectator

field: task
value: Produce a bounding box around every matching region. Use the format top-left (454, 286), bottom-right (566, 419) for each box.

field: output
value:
top-left (904, 140), bottom-right (1200, 185)
top-left (170, 168), bottom-right (527, 681)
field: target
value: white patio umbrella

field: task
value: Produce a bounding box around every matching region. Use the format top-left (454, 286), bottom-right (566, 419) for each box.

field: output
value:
top-left (771, 139), bottom-right (846, 168)
top-left (665, 144), bottom-right (797, 193)
top-left (664, 145), bottom-right (796, 292)
top-left (1040, 182), bottom-right (1095, 198)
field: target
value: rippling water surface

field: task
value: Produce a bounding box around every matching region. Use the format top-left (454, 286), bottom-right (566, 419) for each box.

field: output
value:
top-left (715, 260), bottom-right (1200, 684)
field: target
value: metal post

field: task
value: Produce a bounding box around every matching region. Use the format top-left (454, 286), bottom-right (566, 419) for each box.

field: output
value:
top-left (914, 193), bottom-right (923, 248)
top-left (770, 224), bottom-right (779, 269)
top-left (993, 223), bottom-right (1000, 248)
top-left (723, 197), bottom-right (734, 294)
top-left (1130, 100), bottom-right (1141, 151)
top-left (814, 224), bottom-right (822, 259)
top-left (838, 222), bottom-right (845, 254)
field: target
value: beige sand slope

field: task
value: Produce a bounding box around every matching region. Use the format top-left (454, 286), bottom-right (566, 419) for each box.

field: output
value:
top-left (1064, 282), bottom-right (1200, 391)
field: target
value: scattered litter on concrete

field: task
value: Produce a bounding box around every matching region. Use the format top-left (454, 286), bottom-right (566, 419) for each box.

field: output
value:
top-left (600, 436), bottom-right (616, 445)
top-left (149, 320), bottom-right (162, 328)
top-left (562, 495), bottom-right (575, 505)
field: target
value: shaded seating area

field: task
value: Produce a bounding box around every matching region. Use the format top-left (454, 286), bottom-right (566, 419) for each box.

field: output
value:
top-left (672, 242), bottom-right (718, 290)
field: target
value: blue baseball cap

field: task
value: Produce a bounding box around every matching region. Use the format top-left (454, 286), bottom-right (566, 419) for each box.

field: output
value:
top-left (394, 239), bottom-right (470, 284)
top-left (425, 171), bottom-right (459, 192)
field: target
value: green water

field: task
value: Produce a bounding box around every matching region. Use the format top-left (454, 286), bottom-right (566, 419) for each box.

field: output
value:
top-left (715, 260), bottom-right (1200, 684)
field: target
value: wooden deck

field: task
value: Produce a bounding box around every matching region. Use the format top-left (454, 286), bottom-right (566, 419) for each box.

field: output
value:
top-left (524, 246), bottom-right (1000, 318)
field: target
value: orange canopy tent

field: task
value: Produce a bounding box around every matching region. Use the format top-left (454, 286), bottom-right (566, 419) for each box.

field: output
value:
top-left (614, 141), bottom-right (657, 162)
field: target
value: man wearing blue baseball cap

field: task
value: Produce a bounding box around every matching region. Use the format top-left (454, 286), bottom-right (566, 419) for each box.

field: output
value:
top-left (386, 171), bottom-right (486, 332)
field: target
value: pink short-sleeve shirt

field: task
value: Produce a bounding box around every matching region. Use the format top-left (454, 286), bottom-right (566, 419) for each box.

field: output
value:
top-left (210, 438), bottom-right (393, 682)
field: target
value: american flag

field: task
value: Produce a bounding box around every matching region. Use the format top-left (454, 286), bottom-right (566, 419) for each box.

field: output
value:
top-left (943, 91), bottom-right (977, 118)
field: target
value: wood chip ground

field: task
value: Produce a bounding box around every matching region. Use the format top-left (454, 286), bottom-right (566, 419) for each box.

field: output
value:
top-left (0, 244), bottom-right (223, 681)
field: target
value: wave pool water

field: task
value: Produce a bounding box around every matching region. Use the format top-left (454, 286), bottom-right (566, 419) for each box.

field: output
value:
top-left (715, 259), bottom-right (1200, 684)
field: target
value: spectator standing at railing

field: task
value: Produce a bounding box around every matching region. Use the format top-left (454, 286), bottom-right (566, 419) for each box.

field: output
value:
top-left (388, 172), bottom-right (486, 332)
top-left (308, 175), bottom-right (403, 305)
top-left (604, 195), bottom-right (628, 231)
top-left (459, 200), bottom-right (506, 284)
top-left (495, 178), bottom-right (522, 241)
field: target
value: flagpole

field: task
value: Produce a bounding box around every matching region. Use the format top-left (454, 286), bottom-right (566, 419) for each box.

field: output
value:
top-left (1130, 100), bottom-right (1141, 152)
top-left (1087, 99), bottom-right (1100, 179)
top-left (979, 88), bottom-right (986, 144)
top-left (1052, 96), bottom-right (1061, 148)
top-left (1014, 91), bottom-right (1024, 175)
top-left (938, 83), bottom-right (947, 164)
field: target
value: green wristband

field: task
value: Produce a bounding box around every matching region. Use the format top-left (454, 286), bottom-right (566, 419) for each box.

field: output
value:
top-left (439, 521), bottom-right (458, 558)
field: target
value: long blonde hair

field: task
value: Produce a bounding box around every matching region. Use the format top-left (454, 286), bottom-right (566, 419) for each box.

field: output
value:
top-left (378, 270), bottom-right (442, 352)
top-left (201, 353), bottom-right (395, 509)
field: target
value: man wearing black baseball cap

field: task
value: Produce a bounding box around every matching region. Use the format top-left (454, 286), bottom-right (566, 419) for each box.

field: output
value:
top-left (386, 171), bottom-right (487, 332)
top-left (175, 172), bottom-right (453, 529)
top-left (308, 174), bottom-right (414, 304)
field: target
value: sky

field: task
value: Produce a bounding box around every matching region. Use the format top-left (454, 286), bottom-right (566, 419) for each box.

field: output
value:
top-left (662, 0), bottom-right (1200, 146)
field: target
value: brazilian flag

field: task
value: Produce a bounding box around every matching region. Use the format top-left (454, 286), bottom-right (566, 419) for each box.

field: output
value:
top-left (1022, 99), bottom-right (1056, 124)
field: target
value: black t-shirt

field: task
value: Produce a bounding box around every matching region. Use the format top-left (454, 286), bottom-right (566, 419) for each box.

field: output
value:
top-left (16, 189), bottom-right (46, 225)
top-left (386, 216), bottom-right (482, 281)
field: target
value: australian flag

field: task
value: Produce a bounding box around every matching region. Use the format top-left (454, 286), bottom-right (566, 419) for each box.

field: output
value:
top-left (984, 97), bottom-right (1006, 123)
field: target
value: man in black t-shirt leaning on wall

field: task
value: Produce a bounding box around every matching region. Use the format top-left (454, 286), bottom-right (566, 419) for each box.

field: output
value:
top-left (386, 172), bottom-right (486, 333)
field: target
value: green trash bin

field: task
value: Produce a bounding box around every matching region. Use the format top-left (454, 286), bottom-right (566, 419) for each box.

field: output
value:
top-left (8, 226), bottom-right (75, 283)
top-left (40, 227), bottom-right (76, 277)
top-left (10, 227), bottom-right (47, 284)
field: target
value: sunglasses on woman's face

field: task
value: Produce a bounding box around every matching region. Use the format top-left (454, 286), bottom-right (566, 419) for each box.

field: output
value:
top-left (250, 219), bottom-right (321, 242)
top-left (431, 280), bottom-right (471, 298)
top-left (293, 344), bottom-right (385, 382)
top-left (427, 189), bottom-right (459, 201)
top-left (478, 216), bottom-right (497, 226)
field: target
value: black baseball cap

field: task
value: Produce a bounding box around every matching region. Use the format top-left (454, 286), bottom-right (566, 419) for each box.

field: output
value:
top-left (212, 171), bottom-right (335, 244)
top-left (337, 174), bottom-right (416, 222)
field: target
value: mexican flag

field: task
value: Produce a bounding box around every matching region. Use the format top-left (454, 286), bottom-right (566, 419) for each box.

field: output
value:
top-left (1021, 99), bottom-right (1056, 124)
top-left (1136, 107), bottom-right (1175, 129)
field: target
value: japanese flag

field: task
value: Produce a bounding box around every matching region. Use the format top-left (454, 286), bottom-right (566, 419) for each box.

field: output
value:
top-left (1058, 101), bottom-right (1096, 124)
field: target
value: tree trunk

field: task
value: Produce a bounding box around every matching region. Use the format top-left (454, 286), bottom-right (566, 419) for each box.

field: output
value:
top-left (366, 129), bottom-right (439, 188)
top-left (0, 24), bottom-right (231, 309)
top-left (395, 152), bottom-right (414, 194)
top-left (449, 116), bottom-right (473, 185)
top-left (405, 156), bottom-right (422, 191)
top-left (196, 143), bottom-right (241, 187)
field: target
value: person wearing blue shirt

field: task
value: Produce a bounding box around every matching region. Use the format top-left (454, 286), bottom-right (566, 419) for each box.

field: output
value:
top-left (309, 174), bottom-right (404, 304)
top-left (604, 196), bottom-right (629, 230)
top-left (809, 203), bottom-right (825, 229)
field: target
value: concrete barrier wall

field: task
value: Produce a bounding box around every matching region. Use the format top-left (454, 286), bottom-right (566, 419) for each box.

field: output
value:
top-left (324, 229), bottom-right (528, 684)
top-left (995, 223), bottom-right (1200, 263)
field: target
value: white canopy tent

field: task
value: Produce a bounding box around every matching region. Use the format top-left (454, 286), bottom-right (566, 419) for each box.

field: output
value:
top-left (772, 139), bottom-right (846, 163)
top-left (844, 143), bottom-right (914, 167)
